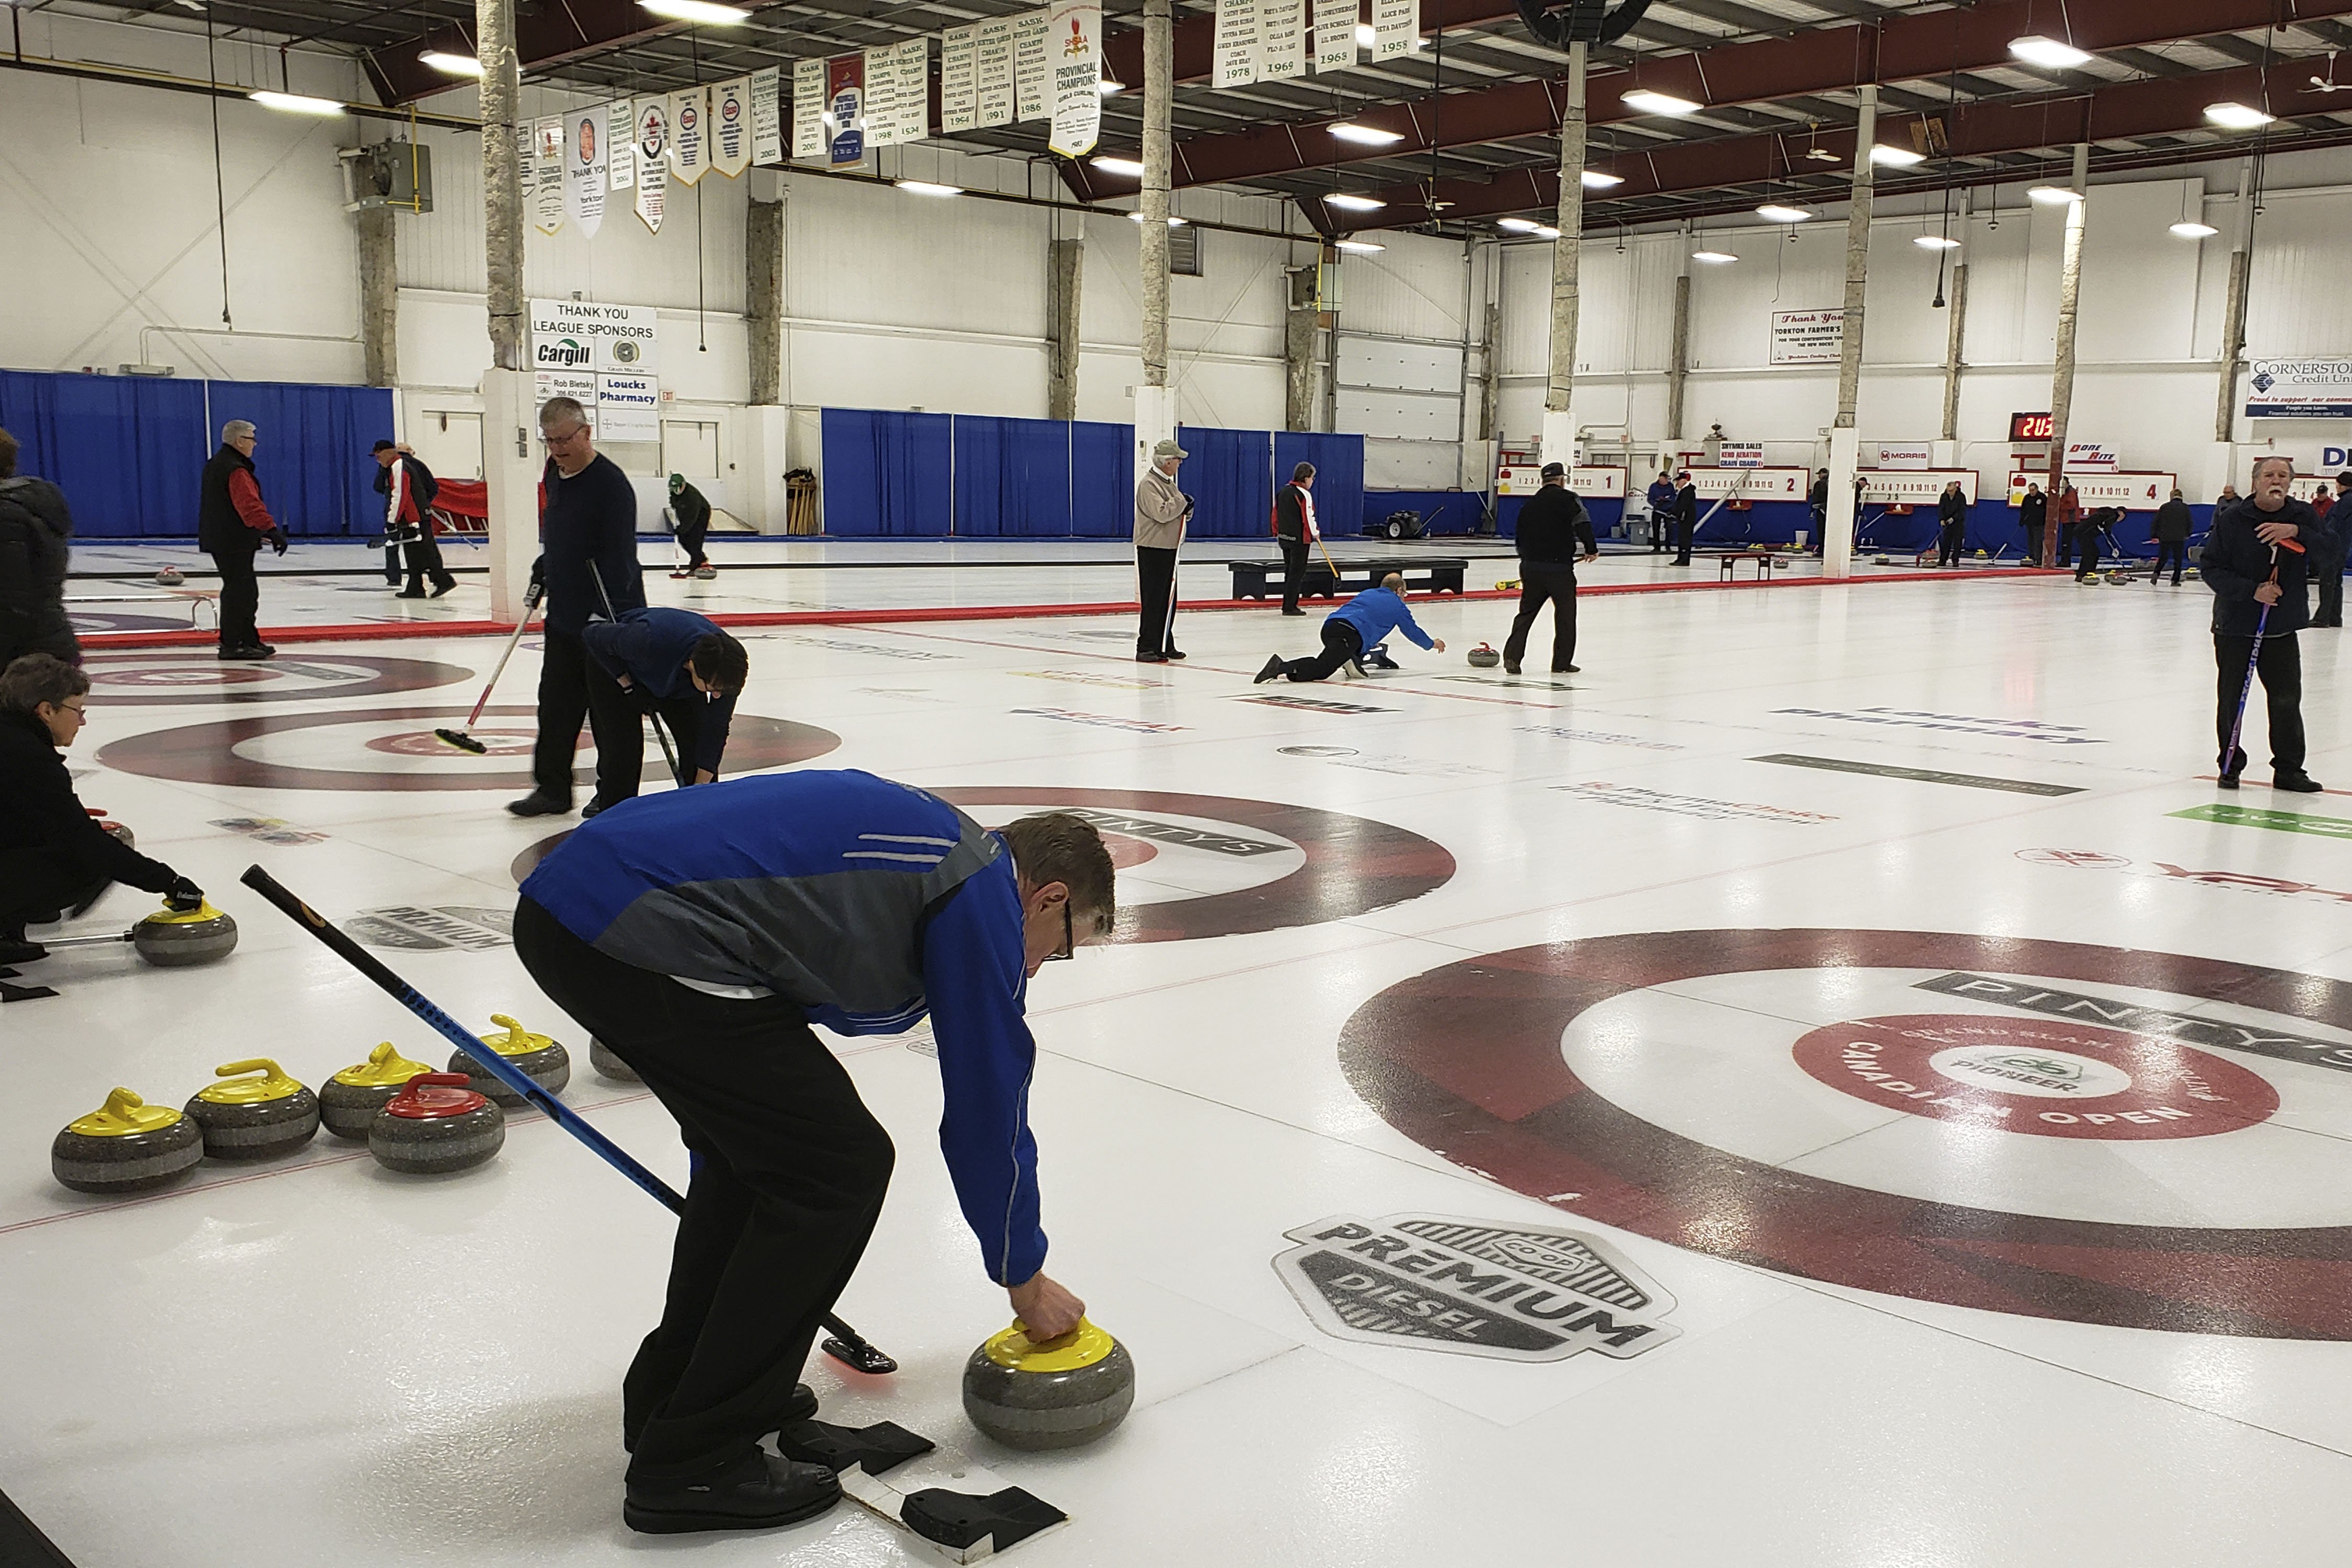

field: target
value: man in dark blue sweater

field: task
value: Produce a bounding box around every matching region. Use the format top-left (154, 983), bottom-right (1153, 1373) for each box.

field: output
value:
top-left (582, 607), bottom-right (747, 794)
top-left (2203, 455), bottom-right (2332, 791)
top-left (514, 772), bottom-right (1113, 1534)
top-left (510, 397), bottom-right (646, 818)
top-left (1501, 462), bottom-right (1597, 674)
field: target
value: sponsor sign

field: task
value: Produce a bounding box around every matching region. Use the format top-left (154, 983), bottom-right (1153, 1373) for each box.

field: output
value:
top-left (778, 634), bottom-right (955, 661)
top-left (530, 299), bottom-right (659, 374)
top-left (2006, 471), bottom-right (2177, 510)
top-left (1494, 465), bottom-right (1624, 498)
top-left (342, 904), bottom-right (516, 952)
top-left (1275, 745), bottom-right (1497, 778)
top-left (1551, 781), bottom-right (1836, 824)
top-left (749, 67), bottom-right (783, 164)
top-left (1860, 468), bottom-right (1977, 504)
top-left (1051, 806), bottom-right (1284, 857)
top-left (1047, 0), bottom-right (1102, 158)
top-left (710, 76), bottom-right (753, 177)
top-left (791, 57), bottom-right (826, 159)
top-left (2246, 358), bottom-right (2352, 419)
top-left (2018, 846), bottom-right (2352, 915)
top-left (826, 54), bottom-right (866, 164)
top-left (1011, 706), bottom-right (1189, 733)
top-left (940, 25), bottom-right (979, 132)
top-left (1769, 307), bottom-right (1843, 365)
top-left (1239, 693), bottom-right (1391, 714)
top-left (2063, 441), bottom-right (2118, 472)
top-left (2173, 802), bottom-right (2352, 841)
top-left (1717, 442), bottom-right (1764, 468)
top-left (1916, 971), bottom-right (2352, 1075)
top-left (1516, 724), bottom-right (1682, 750)
top-left (1772, 706), bottom-right (2099, 743)
top-left (563, 107), bottom-right (606, 236)
top-left (606, 100), bottom-right (635, 191)
top-left (1874, 443), bottom-right (1933, 469)
top-left (596, 373), bottom-right (659, 442)
top-left (1273, 1214), bottom-right (1680, 1362)
top-left (1748, 753), bottom-right (2081, 797)
top-left (208, 816), bottom-right (328, 847)
top-left (532, 369), bottom-right (597, 427)
top-left (1311, 0), bottom-right (1354, 70)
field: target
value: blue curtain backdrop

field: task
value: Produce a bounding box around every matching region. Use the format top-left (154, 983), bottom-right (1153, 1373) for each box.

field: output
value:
top-left (819, 408), bottom-right (954, 536)
top-left (1068, 421), bottom-right (1134, 537)
top-left (951, 416), bottom-right (1075, 537)
top-left (0, 370), bottom-right (388, 538)
top-left (1274, 432), bottom-right (1364, 545)
top-left (1173, 424), bottom-right (1273, 539)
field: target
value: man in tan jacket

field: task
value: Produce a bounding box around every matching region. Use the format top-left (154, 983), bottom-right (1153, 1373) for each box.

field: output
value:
top-left (1134, 438), bottom-right (1192, 662)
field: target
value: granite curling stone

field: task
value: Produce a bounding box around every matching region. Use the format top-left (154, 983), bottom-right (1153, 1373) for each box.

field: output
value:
top-left (691, 564), bottom-right (718, 581)
top-left (51, 1088), bottom-right (204, 1195)
top-left (132, 900), bottom-right (239, 967)
top-left (586, 1036), bottom-right (639, 1083)
top-left (319, 1043), bottom-right (434, 1140)
top-left (961, 1318), bottom-right (1135, 1452)
top-left (1466, 642), bottom-right (1501, 668)
top-left (185, 1058), bottom-right (320, 1161)
top-left (447, 1013), bottom-right (570, 1107)
top-left (154, 566), bottom-right (185, 586)
top-left (368, 1073), bottom-right (504, 1175)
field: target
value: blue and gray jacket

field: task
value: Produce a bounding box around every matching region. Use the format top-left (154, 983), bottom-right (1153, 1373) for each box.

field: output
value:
top-left (1329, 584), bottom-right (1435, 651)
top-left (520, 769), bottom-right (1047, 1285)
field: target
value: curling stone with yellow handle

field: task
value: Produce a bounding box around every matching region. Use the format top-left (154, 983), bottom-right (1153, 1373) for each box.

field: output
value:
top-left (448, 1013), bottom-right (570, 1107)
top-left (587, 1037), bottom-right (639, 1083)
top-left (51, 1088), bottom-right (204, 1195)
top-left (961, 1317), bottom-right (1135, 1451)
top-left (185, 1059), bottom-right (320, 1161)
top-left (133, 899), bottom-right (239, 966)
top-left (370, 1073), bottom-right (505, 1175)
top-left (319, 1043), bottom-right (435, 1140)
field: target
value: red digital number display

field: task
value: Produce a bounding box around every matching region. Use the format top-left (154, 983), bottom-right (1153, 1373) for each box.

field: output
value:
top-left (2010, 411), bottom-right (2056, 442)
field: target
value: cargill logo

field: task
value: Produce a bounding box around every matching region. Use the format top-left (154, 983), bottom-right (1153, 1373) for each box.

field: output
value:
top-left (536, 338), bottom-right (590, 367)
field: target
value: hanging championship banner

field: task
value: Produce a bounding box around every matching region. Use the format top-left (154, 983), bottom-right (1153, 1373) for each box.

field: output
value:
top-left (791, 57), bottom-right (826, 160)
top-left (1256, 0), bottom-right (1305, 79)
top-left (975, 16), bottom-right (1016, 128)
top-left (750, 67), bottom-right (783, 164)
top-left (564, 106), bottom-right (606, 235)
top-left (668, 88), bottom-right (710, 185)
top-left (941, 25), bottom-right (979, 133)
top-left (531, 118), bottom-right (566, 234)
top-left (607, 99), bottom-right (635, 191)
top-left (635, 100), bottom-right (668, 232)
top-left (1015, 8), bottom-right (1051, 122)
top-left (1214, 0), bottom-right (1260, 87)
top-left (1310, 0), bottom-right (1353, 71)
top-left (1371, 0), bottom-right (1416, 58)
top-left (864, 44), bottom-right (901, 147)
top-left (1047, 0), bottom-right (1102, 158)
top-left (891, 38), bottom-right (930, 144)
top-left (827, 54), bottom-right (866, 165)
top-left (710, 77), bottom-right (753, 177)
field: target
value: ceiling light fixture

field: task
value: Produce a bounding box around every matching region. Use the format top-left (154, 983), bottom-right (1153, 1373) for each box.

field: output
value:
top-left (1581, 169), bottom-right (1624, 188)
top-left (1323, 192), bottom-right (1386, 212)
top-left (1329, 122), bottom-right (1403, 145)
top-left (1097, 78), bottom-right (1124, 97)
top-left (1090, 155), bottom-right (1144, 177)
top-left (1691, 249), bottom-right (1738, 263)
top-left (1128, 211), bottom-right (1186, 225)
top-left (1913, 234), bottom-right (1961, 250)
top-left (1355, 22), bottom-right (1375, 45)
top-left (1534, 225), bottom-right (1562, 239)
top-left (249, 89), bottom-right (344, 114)
top-left (895, 180), bottom-right (962, 197)
top-left (1756, 203), bottom-right (1813, 224)
top-left (2205, 101), bottom-right (2276, 130)
top-left (2008, 35), bottom-right (2092, 70)
top-left (419, 50), bottom-right (483, 76)
top-left (1496, 217), bottom-right (1541, 233)
top-left (637, 0), bottom-right (751, 24)
top-left (2027, 184), bottom-right (2082, 204)
top-left (1621, 88), bottom-right (1701, 117)
top-left (1335, 239), bottom-right (1386, 253)
top-left (2170, 220), bottom-right (2220, 239)
top-left (1869, 144), bottom-right (1925, 167)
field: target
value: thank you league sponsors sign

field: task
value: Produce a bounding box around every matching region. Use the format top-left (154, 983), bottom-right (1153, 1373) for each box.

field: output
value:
top-left (1769, 308), bottom-right (1843, 365)
top-left (2246, 359), bottom-right (2352, 419)
top-left (531, 299), bottom-right (659, 374)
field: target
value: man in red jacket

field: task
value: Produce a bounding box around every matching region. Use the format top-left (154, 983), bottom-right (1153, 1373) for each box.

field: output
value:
top-left (1273, 462), bottom-right (1319, 616)
top-left (373, 440), bottom-right (456, 599)
top-left (197, 420), bottom-right (287, 660)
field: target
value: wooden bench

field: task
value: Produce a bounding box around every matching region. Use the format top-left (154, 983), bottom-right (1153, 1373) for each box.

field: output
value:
top-left (1717, 547), bottom-right (1791, 581)
top-left (1228, 557), bottom-right (1468, 601)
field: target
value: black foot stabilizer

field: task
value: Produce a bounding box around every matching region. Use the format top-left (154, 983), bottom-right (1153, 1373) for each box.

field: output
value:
top-left (776, 1420), bottom-right (935, 1478)
top-left (900, 1487), bottom-right (1068, 1554)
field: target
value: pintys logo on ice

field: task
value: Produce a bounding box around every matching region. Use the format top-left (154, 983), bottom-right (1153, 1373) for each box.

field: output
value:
top-left (1273, 1213), bottom-right (1680, 1363)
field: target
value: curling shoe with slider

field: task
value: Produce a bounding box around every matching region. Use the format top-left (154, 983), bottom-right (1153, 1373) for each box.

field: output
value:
top-left (622, 1448), bottom-right (839, 1536)
top-left (2275, 772), bottom-right (2325, 793)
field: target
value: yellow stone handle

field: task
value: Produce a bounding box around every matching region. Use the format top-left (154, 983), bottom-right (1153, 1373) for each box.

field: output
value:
top-left (488, 1014), bottom-right (526, 1048)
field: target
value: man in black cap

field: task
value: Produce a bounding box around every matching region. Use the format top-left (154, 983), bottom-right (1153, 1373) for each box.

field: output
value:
top-left (1670, 471), bottom-right (1699, 566)
top-left (372, 441), bottom-right (456, 599)
top-left (2203, 455), bottom-right (2331, 792)
top-left (1501, 463), bottom-right (1597, 675)
top-left (2149, 488), bottom-right (2193, 587)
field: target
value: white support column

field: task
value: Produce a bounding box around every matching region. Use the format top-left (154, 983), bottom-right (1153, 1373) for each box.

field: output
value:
top-left (2214, 158), bottom-right (2254, 444)
top-left (1133, 0), bottom-right (1177, 487)
top-left (477, 0), bottom-right (535, 624)
top-left (1539, 42), bottom-right (1587, 470)
top-left (1823, 85), bottom-right (1876, 581)
top-left (2042, 143), bottom-right (2092, 567)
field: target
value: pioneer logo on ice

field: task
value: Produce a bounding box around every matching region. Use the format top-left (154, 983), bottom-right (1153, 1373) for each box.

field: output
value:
top-left (1273, 1213), bottom-right (1680, 1363)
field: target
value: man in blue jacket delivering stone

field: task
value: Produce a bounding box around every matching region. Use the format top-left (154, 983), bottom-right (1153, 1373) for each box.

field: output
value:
top-left (1254, 571), bottom-right (1446, 684)
top-left (513, 770), bottom-right (1115, 1535)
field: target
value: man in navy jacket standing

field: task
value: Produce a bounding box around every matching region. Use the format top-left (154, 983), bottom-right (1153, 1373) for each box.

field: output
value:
top-left (2203, 455), bottom-right (2331, 792)
top-left (510, 397), bottom-right (645, 818)
top-left (515, 774), bottom-right (1113, 1535)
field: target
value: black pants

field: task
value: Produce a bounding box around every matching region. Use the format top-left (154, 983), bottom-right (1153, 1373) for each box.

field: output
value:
top-left (2152, 540), bottom-right (2189, 585)
top-left (1136, 546), bottom-right (1178, 655)
top-left (384, 543), bottom-right (402, 585)
top-left (1672, 514), bottom-right (1694, 565)
top-left (2057, 525), bottom-right (2074, 567)
top-left (2073, 526), bottom-right (2101, 580)
top-left (2215, 632), bottom-right (2304, 777)
top-left (1503, 562), bottom-right (1578, 671)
top-left (2025, 522), bottom-right (2045, 566)
top-left (677, 512), bottom-right (710, 571)
top-left (400, 531), bottom-right (455, 594)
top-left (210, 549), bottom-right (259, 651)
top-left (1277, 534), bottom-right (1309, 612)
top-left (512, 897), bottom-right (894, 1480)
top-left (1278, 619), bottom-right (1362, 683)
top-left (592, 673), bottom-right (711, 797)
top-left (2314, 551), bottom-right (2345, 626)
top-left (2, 852), bottom-right (112, 935)
top-left (1936, 522), bottom-right (1964, 567)
top-left (531, 628), bottom-right (642, 804)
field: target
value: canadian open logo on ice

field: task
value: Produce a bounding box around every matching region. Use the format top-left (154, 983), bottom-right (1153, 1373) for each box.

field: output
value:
top-left (1273, 1213), bottom-right (1680, 1363)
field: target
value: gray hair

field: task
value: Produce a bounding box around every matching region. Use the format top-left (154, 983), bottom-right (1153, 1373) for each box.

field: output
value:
top-left (538, 397), bottom-right (589, 431)
top-left (2251, 454), bottom-right (2295, 479)
top-left (221, 419), bottom-right (256, 443)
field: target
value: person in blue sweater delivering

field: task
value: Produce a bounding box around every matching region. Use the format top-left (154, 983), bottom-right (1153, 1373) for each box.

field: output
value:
top-left (1254, 572), bottom-right (1446, 684)
top-left (513, 769), bottom-right (1115, 1535)
top-left (581, 606), bottom-right (747, 801)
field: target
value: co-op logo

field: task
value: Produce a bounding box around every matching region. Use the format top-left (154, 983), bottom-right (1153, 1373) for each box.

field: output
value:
top-left (535, 338), bottom-right (591, 368)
